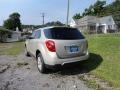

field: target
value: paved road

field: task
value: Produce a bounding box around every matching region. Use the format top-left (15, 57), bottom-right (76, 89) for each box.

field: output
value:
top-left (0, 52), bottom-right (92, 90)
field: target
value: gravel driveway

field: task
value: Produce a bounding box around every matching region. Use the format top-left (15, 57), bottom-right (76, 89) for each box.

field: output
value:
top-left (0, 52), bottom-right (92, 90)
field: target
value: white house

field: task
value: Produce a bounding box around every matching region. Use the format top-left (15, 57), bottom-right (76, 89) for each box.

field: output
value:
top-left (70, 15), bottom-right (117, 34)
top-left (0, 27), bottom-right (21, 42)
top-left (23, 28), bottom-right (33, 33)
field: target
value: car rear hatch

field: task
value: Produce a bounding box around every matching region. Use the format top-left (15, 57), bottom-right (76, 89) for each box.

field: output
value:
top-left (44, 27), bottom-right (88, 59)
top-left (55, 39), bottom-right (87, 59)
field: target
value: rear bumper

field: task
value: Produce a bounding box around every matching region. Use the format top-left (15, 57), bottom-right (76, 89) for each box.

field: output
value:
top-left (61, 54), bottom-right (89, 65)
top-left (45, 64), bottom-right (62, 69)
top-left (43, 51), bottom-right (89, 66)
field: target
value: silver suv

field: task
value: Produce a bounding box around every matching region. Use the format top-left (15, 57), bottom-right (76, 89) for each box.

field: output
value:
top-left (25, 27), bottom-right (89, 73)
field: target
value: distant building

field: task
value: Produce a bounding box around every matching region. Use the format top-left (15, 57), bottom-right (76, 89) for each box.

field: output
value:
top-left (0, 27), bottom-right (21, 42)
top-left (70, 15), bottom-right (118, 34)
top-left (23, 28), bottom-right (33, 34)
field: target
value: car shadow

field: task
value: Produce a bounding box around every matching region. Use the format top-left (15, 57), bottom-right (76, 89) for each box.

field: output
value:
top-left (48, 53), bottom-right (103, 75)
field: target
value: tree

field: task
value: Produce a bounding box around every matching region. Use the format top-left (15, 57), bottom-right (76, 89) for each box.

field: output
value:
top-left (22, 21), bottom-right (65, 30)
top-left (82, 0), bottom-right (106, 16)
top-left (104, 0), bottom-right (120, 30)
top-left (93, 0), bottom-right (106, 16)
top-left (3, 19), bottom-right (14, 30)
top-left (82, 8), bottom-right (89, 16)
top-left (3, 12), bottom-right (22, 32)
top-left (73, 13), bottom-right (82, 19)
top-left (9, 13), bottom-right (20, 19)
top-left (45, 21), bottom-right (65, 27)
top-left (83, 5), bottom-right (95, 16)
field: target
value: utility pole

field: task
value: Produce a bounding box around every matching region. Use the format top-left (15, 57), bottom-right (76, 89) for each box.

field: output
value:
top-left (41, 13), bottom-right (45, 25)
top-left (66, 0), bottom-right (70, 26)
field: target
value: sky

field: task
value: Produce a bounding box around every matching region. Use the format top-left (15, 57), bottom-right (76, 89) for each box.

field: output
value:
top-left (0, 0), bottom-right (114, 25)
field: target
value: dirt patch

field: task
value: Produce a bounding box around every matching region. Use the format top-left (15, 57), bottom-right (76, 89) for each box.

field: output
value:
top-left (42, 83), bottom-right (50, 87)
top-left (17, 62), bottom-right (29, 68)
top-left (0, 53), bottom-right (92, 90)
top-left (79, 74), bottom-right (114, 90)
top-left (0, 64), bottom-right (10, 73)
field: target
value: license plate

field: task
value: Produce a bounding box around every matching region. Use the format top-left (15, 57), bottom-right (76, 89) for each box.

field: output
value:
top-left (69, 46), bottom-right (79, 53)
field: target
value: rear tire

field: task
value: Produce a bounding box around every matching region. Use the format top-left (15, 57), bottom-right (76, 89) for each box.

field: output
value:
top-left (37, 53), bottom-right (46, 73)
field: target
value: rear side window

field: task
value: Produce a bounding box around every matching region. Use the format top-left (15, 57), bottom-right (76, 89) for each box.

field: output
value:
top-left (31, 30), bottom-right (41, 39)
top-left (34, 30), bottom-right (41, 39)
top-left (44, 27), bottom-right (85, 40)
top-left (31, 31), bottom-right (36, 38)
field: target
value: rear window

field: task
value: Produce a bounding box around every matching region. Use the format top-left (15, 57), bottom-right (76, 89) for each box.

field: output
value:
top-left (44, 27), bottom-right (85, 40)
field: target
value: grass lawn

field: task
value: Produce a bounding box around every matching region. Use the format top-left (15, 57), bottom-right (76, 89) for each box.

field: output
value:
top-left (84, 34), bottom-right (120, 89)
top-left (0, 41), bottom-right (24, 55)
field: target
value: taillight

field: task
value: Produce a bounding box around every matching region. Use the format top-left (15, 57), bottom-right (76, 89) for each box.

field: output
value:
top-left (45, 40), bottom-right (56, 52)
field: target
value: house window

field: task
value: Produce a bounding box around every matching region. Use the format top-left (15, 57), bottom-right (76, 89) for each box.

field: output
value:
top-left (109, 18), bottom-right (111, 22)
top-left (114, 24), bottom-right (116, 29)
top-left (108, 25), bottom-right (112, 29)
top-left (8, 34), bottom-right (12, 38)
top-left (89, 26), bottom-right (96, 31)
